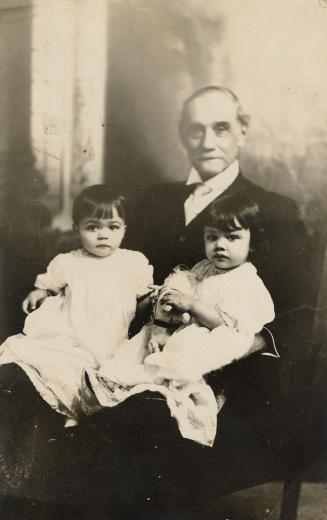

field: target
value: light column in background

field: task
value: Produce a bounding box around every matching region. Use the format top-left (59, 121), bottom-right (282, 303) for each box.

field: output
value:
top-left (31, 0), bottom-right (109, 229)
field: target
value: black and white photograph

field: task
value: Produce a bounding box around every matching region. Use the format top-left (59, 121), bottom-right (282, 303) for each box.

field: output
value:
top-left (0, 1), bottom-right (326, 518)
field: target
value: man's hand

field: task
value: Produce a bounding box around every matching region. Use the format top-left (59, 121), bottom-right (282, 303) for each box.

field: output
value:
top-left (22, 288), bottom-right (49, 314)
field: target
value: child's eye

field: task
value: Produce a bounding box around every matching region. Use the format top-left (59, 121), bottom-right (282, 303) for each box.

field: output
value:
top-left (86, 225), bottom-right (98, 231)
top-left (227, 234), bottom-right (239, 241)
top-left (205, 234), bottom-right (217, 242)
top-left (109, 225), bottom-right (120, 231)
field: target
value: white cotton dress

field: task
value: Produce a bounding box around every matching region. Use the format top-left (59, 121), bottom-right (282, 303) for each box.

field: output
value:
top-left (0, 248), bottom-right (153, 420)
top-left (87, 260), bottom-right (275, 447)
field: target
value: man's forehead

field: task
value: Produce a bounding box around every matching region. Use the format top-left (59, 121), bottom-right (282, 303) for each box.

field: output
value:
top-left (185, 91), bottom-right (238, 123)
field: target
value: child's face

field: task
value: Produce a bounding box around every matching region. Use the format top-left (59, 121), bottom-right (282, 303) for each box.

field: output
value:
top-left (76, 208), bottom-right (126, 258)
top-left (204, 220), bottom-right (250, 270)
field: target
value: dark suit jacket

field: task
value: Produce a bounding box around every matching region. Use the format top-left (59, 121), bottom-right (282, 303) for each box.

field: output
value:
top-left (126, 174), bottom-right (313, 492)
top-left (129, 172), bottom-right (309, 351)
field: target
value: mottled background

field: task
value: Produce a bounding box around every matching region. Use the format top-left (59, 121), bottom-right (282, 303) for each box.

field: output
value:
top-left (105, 0), bottom-right (327, 234)
top-left (1, 0), bottom-right (327, 231)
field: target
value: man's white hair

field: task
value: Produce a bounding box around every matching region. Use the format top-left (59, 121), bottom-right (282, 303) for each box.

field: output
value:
top-left (179, 86), bottom-right (250, 140)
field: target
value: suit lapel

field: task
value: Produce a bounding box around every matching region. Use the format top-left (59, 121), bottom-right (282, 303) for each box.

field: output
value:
top-left (220, 172), bottom-right (254, 196)
top-left (185, 172), bottom-right (251, 228)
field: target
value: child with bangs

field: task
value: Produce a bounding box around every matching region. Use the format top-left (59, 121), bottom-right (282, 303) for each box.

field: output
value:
top-left (88, 192), bottom-right (275, 447)
top-left (148, 192), bottom-right (276, 380)
top-left (0, 185), bottom-right (153, 426)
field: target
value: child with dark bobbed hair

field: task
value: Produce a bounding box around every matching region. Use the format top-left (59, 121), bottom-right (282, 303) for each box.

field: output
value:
top-left (0, 185), bottom-right (153, 427)
top-left (204, 190), bottom-right (269, 268)
top-left (72, 184), bottom-right (127, 227)
top-left (87, 192), bottom-right (275, 447)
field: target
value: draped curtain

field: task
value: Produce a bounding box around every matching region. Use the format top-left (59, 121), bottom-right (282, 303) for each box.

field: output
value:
top-left (31, 0), bottom-right (109, 229)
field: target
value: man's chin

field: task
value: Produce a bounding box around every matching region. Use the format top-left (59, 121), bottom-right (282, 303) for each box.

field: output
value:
top-left (196, 160), bottom-right (227, 179)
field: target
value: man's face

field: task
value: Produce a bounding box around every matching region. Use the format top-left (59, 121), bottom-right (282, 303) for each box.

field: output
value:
top-left (181, 92), bottom-right (247, 181)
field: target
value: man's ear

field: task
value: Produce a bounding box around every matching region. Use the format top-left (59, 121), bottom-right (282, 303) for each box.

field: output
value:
top-left (238, 124), bottom-right (248, 148)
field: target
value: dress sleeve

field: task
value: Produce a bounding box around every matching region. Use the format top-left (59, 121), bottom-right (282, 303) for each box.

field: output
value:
top-left (145, 324), bottom-right (255, 381)
top-left (216, 272), bottom-right (275, 336)
top-left (34, 254), bottom-right (69, 293)
top-left (145, 270), bottom-right (275, 381)
top-left (134, 253), bottom-right (154, 298)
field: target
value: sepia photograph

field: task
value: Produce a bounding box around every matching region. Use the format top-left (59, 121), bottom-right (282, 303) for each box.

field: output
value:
top-left (0, 0), bottom-right (326, 518)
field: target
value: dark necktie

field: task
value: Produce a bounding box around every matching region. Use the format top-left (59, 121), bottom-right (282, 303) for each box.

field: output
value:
top-left (183, 182), bottom-right (201, 199)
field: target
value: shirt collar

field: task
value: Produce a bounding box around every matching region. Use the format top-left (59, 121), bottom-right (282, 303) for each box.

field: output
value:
top-left (186, 160), bottom-right (240, 191)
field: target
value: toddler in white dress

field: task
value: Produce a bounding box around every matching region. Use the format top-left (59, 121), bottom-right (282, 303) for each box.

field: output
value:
top-left (0, 185), bottom-right (153, 426)
top-left (87, 192), bottom-right (275, 446)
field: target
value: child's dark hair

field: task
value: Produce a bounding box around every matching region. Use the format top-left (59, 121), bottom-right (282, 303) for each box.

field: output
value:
top-left (207, 192), bottom-right (268, 264)
top-left (72, 185), bottom-right (127, 226)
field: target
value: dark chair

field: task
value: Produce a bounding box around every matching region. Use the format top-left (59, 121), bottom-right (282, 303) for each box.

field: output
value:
top-left (279, 230), bottom-right (327, 519)
top-left (0, 229), bottom-right (325, 520)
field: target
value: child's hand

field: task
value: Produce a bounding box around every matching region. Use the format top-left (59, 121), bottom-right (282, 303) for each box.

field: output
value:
top-left (22, 289), bottom-right (49, 314)
top-left (147, 284), bottom-right (162, 303)
top-left (159, 289), bottom-right (195, 314)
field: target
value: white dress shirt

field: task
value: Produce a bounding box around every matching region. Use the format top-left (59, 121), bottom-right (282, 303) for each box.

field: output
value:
top-left (184, 160), bottom-right (240, 225)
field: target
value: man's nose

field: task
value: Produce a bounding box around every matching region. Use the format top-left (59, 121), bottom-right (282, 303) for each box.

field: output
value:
top-left (201, 128), bottom-right (216, 149)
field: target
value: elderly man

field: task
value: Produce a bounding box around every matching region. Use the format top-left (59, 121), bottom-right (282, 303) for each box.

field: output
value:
top-left (120, 87), bottom-right (310, 513)
top-left (133, 86), bottom-right (308, 340)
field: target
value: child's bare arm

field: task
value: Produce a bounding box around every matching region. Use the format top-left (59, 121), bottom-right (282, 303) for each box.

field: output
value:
top-left (22, 289), bottom-right (49, 314)
top-left (189, 299), bottom-right (225, 329)
top-left (160, 289), bottom-right (225, 330)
